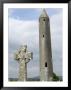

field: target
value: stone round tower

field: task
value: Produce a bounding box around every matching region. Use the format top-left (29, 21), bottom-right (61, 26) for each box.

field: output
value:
top-left (39, 9), bottom-right (53, 81)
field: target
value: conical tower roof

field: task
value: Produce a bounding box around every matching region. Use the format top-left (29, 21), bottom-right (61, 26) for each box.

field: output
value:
top-left (40, 9), bottom-right (49, 18)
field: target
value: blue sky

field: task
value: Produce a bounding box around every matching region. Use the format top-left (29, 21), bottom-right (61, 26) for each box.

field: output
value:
top-left (8, 8), bottom-right (63, 79)
top-left (8, 8), bottom-right (62, 20)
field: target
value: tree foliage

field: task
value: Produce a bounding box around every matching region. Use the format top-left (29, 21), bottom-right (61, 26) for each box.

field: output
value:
top-left (52, 73), bottom-right (60, 81)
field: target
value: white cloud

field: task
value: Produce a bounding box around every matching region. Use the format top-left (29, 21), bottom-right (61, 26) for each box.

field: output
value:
top-left (8, 18), bottom-right (39, 48)
top-left (27, 62), bottom-right (40, 78)
top-left (50, 11), bottom-right (63, 76)
top-left (8, 10), bottom-right (63, 78)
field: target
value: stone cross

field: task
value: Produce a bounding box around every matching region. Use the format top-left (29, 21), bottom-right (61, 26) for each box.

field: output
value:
top-left (14, 45), bottom-right (33, 81)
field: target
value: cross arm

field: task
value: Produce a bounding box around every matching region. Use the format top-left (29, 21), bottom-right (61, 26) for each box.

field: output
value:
top-left (25, 52), bottom-right (33, 63)
top-left (14, 50), bottom-right (22, 61)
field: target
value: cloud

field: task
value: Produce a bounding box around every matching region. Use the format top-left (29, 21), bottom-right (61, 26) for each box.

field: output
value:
top-left (50, 11), bottom-right (63, 54)
top-left (50, 11), bottom-right (63, 76)
top-left (8, 18), bottom-right (39, 47)
top-left (8, 9), bottom-right (63, 78)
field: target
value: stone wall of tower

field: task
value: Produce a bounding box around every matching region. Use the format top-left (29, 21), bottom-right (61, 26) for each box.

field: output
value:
top-left (39, 11), bottom-right (53, 81)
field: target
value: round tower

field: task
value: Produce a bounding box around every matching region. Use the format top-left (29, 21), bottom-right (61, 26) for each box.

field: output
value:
top-left (39, 9), bottom-right (53, 81)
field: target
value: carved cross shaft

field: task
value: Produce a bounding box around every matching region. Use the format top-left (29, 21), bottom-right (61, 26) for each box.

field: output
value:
top-left (15, 45), bottom-right (33, 81)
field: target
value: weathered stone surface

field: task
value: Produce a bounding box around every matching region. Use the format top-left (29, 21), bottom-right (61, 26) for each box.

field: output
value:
top-left (15, 45), bottom-right (33, 81)
top-left (39, 9), bottom-right (53, 81)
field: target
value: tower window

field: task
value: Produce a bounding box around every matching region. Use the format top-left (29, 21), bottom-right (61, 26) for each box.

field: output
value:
top-left (45, 62), bottom-right (47, 67)
top-left (43, 35), bottom-right (44, 37)
top-left (43, 18), bottom-right (45, 21)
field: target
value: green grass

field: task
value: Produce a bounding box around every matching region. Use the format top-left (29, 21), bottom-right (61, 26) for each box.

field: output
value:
top-left (52, 73), bottom-right (60, 81)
